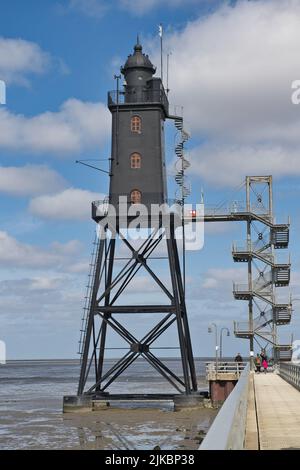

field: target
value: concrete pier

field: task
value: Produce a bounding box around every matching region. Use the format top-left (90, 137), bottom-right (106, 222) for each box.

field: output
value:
top-left (200, 363), bottom-right (300, 450)
top-left (245, 372), bottom-right (300, 450)
top-left (206, 362), bottom-right (246, 406)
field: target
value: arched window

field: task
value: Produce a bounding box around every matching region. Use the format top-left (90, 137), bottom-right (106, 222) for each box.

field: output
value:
top-left (130, 189), bottom-right (142, 204)
top-left (130, 152), bottom-right (141, 169)
top-left (131, 115), bottom-right (142, 133)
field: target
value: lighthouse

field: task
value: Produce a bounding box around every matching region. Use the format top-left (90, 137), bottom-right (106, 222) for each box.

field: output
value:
top-left (108, 38), bottom-right (168, 210)
top-left (63, 40), bottom-right (200, 412)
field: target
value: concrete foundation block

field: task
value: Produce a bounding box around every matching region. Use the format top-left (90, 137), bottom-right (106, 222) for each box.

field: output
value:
top-left (63, 395), bottom-right (92, 413)
top-left (173, 393), bottom-right (204, 411)
top-left (92, 400), bottom-right (110, 411)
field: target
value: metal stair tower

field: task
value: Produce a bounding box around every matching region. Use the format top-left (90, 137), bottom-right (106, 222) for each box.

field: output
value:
top-left (231, 176), bottom-right (292, 362)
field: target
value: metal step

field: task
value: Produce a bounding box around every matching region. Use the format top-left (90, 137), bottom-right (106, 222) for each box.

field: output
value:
top-left (274, 304), bottom-right (292, 325)
top-left (174, 119), bottom-right (183, 131)
top-left (275, 346), bottom-right (292, 361)
top-left (273, 267), bottom-right (290, 286)
top-left (271, 226), bottom-right (289, 249)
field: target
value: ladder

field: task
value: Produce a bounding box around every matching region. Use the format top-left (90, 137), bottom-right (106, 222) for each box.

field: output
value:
top-left (77, 232), bottom-right (100, 363)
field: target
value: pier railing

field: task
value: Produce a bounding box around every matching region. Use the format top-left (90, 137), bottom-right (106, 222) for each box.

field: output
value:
top-left (200, 364), bottom-right (250, 450)
top-left (206, 361), bottom-right (247, 380)
top-left (279, 362), bottom-right (300, 391)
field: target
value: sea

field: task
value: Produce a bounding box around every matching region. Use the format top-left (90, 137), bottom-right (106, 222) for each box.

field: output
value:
top-left (0, 358), bottom-right (219, 450)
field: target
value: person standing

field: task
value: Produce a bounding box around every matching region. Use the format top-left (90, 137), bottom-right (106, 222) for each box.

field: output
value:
top-left (234, 353), bottom-right (243, 372)
top-left (235, 353), bottom-right (243, 363)
top-left (255, 354), bottom-right (261, 372)
top-left (260, 349), bottom-right (267, 362)
top-left (262, 357), bottom-right (268, 373)
top-left (234, 353), bottom-right (243, 362)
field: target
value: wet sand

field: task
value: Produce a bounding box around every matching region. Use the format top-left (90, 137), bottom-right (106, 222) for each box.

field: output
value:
top-left (0, 360), bottom-right (217, 450)
top-left (1, 403), bottom-right (216, 450)
top-left (62, 405), bottom-right (217, 450)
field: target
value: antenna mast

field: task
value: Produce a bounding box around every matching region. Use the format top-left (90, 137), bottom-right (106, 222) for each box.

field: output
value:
top-left (159, 24), bottom-right (163, 83)
top-left (166, 52), bottom-right (172, 94)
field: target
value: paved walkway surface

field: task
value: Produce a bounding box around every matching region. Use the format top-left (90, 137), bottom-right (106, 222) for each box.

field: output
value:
top-left (245, 372), bottom-right (300, 450)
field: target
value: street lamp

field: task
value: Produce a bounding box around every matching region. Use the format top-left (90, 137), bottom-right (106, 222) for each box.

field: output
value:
top-left (208, 323), bottom-right (218, 373)
top-left (220, 327), bottom-right (230, 360)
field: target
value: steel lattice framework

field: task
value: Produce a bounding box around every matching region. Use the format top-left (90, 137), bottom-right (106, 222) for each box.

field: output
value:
top-left (77, 217), bottom-right (198, 397)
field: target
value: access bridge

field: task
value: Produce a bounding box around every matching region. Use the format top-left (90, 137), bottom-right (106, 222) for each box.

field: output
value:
top-left (200, 362), bottom-right (300, 450)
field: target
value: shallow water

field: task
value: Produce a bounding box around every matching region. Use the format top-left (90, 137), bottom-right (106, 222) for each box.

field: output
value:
top-left (0, 359), bottom-right (217, 450)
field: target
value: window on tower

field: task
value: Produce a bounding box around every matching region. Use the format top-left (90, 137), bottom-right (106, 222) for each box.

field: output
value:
top-left (130, 152), bottom-right (141, 169)
top-left (130, 189), bottom-right (142, 204)
top-left (131, 115), bottom-right (142, 133)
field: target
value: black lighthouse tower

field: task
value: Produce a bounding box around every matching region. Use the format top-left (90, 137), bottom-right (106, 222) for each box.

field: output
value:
top-left (64, 41), bottom-right (199, 411)
top-left (109, 39), bottom-right (168, 209)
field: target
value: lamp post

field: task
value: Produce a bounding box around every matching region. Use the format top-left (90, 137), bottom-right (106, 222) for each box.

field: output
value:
top-left (220, 327), bottom-right (230, 360)
top-left (208, 323), bottom-right (218, 373)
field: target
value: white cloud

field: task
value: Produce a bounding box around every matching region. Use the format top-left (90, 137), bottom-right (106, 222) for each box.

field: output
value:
top-left (204, 221), bottom-right (234, 234)
top-left (202, 267), bottom-right (246, 288)
top-left (29, 188), bottom-right (103, 220)
top-left (67, 260), bottom-right (90, 273)
top-left (163, 0), bottom-right (300, 140)
top-left (141, 0), bottom-right (300, 186)
top-left (50, 239), bottom-right (83, 255)
top-left (202, 277), bottom-right (218, 289)
top-left (0, 275), bottom-right (84, 330)
top-left (66, 0), bottom-right (203, 18)
top-left (197, 267), bottom-right (246, 300)
top-left (0, 230), bottom-right (83, 269)
top-left (120, 0), bottom-right (187, 15)
top-left (119, 0), bottom-right (207, 16)
top-left (190, 143), bottom-right (300, 186)
top-left (67, 0), bottom-right (109, 18)
top-left (0, 165), bottom-right (66, 196)
top-left (0, 37), bottom-right (61, 86)
top-left (178, 266), bottom-right (246, 305)
top-left (0, 277), bottom-right (65, 294)
top-left (0, 98), bottom-right (110, 154)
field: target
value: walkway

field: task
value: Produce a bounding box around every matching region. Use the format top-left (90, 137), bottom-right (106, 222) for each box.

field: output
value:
top-left (245, 372), bottom-right (300, 450)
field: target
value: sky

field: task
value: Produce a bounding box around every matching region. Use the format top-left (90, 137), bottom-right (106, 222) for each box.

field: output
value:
top-left (1, 0), bottom-right (300, 360)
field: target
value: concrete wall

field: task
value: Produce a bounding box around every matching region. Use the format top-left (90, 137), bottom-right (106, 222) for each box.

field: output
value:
top-left (209, 380), bottom-right (237, 406)
top-left (200, 364), bottom-right (250, 450)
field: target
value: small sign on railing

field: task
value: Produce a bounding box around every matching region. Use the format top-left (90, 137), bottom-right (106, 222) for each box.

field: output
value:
top-left (0, 340), bottom-right (6, 365)
top-left (0, 80), bottom-right (6, 105)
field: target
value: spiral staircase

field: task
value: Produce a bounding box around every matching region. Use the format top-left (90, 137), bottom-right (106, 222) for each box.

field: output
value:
top-left (174, 117), bottom-right (191, 205)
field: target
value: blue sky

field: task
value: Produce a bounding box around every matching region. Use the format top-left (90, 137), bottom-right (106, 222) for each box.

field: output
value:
top-left (1, 0), bottom-right (300, 359)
